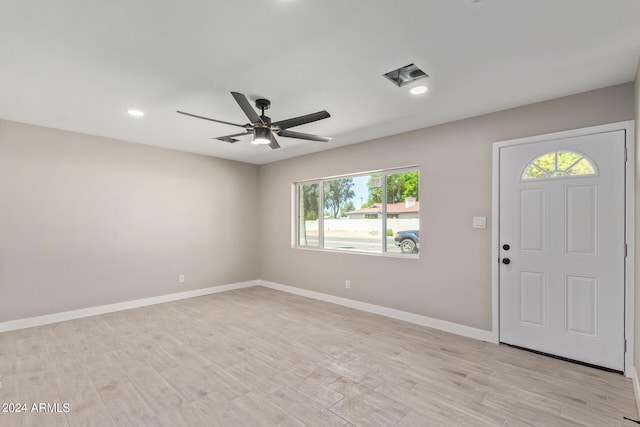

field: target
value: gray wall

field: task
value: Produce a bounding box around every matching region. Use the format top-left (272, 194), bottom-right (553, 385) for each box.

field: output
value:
top-left (257, 83), bottom-right (634, 332)
top-left (0, 120), bottom-right (259, 322)
top-left (635, 63), bottom-right (640, 374)
top-left (1, 83), bottom-right (634, 332)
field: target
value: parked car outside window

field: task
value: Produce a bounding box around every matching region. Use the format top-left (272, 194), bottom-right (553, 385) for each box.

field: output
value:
top-left (394, 230), bottom-right (419, 253)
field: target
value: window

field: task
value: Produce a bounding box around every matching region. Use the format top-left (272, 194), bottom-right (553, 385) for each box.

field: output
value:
top-left (295, 167), bottom-right (419, 256)
top-left (522, 150), bottom-right (596, 180)
top-left (297, 182), bottom-right (320, 247)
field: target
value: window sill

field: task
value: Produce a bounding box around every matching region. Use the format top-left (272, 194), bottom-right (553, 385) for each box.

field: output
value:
top-left (292, 245), bottom-right (420, 259)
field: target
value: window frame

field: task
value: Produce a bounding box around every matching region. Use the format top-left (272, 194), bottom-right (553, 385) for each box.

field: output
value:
top-left (293, 166), bottom-right (420, 258)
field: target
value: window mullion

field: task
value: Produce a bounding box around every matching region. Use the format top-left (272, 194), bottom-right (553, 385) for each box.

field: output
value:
top-left (319, 180), bottom-right (324, 249)
top-left (382, 173), bottom-right (387, 252)
top-left (297, 184), bottom-right (304, 246)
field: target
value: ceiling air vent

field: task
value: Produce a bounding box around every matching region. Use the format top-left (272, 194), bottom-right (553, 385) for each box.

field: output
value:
top-left (217, 136), bottom-right (240, 143)
top-left (383, 63), bottom-right (428, 87)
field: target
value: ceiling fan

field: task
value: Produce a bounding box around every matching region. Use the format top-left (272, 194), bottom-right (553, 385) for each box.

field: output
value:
top-left (177, 92), bottom-right (332, 150)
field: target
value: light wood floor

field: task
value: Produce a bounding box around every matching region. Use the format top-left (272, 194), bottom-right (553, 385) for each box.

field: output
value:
top-left (0, 286), bottom-right (638, 426)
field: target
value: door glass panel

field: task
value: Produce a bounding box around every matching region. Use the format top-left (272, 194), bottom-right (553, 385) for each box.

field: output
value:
top-left (522, 150), bottom-right (597, 180)
top-left (523, 164), bottom-right (546, 179)
top-left (567, 158), bottom-right (595, 176)
top-left (557, 151), bottom-right (582, 170)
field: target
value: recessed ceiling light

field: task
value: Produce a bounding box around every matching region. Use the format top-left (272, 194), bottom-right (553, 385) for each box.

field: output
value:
top-left (410, 86), bottom-right (428, 95)
top-left (127, 109), bottom-right (145, 117)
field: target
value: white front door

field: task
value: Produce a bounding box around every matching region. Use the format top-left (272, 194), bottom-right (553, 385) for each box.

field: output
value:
top-left (498, 129), bottom-right (626, 371)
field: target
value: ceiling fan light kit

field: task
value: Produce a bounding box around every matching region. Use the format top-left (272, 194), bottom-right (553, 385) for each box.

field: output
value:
top-left (252, 127), bottom-right (271, 145)
top-left (177, 92), bottom-right (332, 150)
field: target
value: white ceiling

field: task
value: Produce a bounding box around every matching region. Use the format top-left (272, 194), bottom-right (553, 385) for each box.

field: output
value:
top-left (1, 1), bottom-right (639, 165)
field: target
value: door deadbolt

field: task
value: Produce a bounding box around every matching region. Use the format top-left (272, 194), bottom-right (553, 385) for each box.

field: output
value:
top-left (502, 244), bottom-right (510, 251)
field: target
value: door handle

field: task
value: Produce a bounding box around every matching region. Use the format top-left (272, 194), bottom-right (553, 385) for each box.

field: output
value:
top-left (502, 258), bottom-right (511, 265)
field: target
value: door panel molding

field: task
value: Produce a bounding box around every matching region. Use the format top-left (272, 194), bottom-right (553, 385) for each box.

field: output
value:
top-left (520, 188), bottom-right (546, 252)
top-left (491, 120), bottom-right (635, 377)
top-left (566, 184), bottom-right (598, 256)
top-left (519, 271), bottom-right (546, 327)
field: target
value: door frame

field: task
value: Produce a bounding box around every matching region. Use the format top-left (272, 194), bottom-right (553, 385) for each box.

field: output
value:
top-left (491, 120), bottom-right (635, 377)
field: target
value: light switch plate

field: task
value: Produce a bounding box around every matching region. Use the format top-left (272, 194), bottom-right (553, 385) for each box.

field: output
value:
top-left (473, 216), bottom-right (486, 229)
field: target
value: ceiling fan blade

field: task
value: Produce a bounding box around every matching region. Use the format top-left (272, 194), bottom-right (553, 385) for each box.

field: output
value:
top-left (177, 110), bottom-right (246, 128)
top-left (278, 129), bottom-right (331, 142)
top-left (231, 92), bottom-right (264, 124)
top-left (269, 134), bottom-right (281, 150)
top-left (272, 110), bottom-right (330, 130)
top-left (214, 131), bottom-right (251, 143)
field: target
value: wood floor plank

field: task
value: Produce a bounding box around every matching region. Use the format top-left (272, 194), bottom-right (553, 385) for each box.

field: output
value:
top-left (97, 380), bottom-right (158, 427)
top-left (0, 341), bottom-right (16, 377)
top-left (191, 391), bottom-right (255, 427)
top-left (293, 376), bottom-right (345, 408)
top-left (231, 390), bottom-right (307, 426)
top-left (0, 286), bottom-right (637, 426)
top-left (329, 395), bottom-right (404, 427)
top-left (15, 369), bottom-right (69, 427)
top-left (268, 385), bottom-right (348, 427)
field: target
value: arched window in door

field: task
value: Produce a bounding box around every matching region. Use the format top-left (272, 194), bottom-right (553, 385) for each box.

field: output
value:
top-left (521, 150), bottom-right (597, 180)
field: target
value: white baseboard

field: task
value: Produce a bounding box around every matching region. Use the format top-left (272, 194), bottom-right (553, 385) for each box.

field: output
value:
top-left (1, 279), bottom-right (494, 345)
top-left (632, 366), bottom-right (640, 417)
top-left (258, 280), bottom-right (494, 342)
top-left (0, 280), bottom-right (258, 333)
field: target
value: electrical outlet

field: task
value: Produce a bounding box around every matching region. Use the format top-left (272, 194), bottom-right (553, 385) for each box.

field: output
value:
top-left (345, 280), bottom-right (351, 289)
top-left (178, 274), bottom-right (185, 284)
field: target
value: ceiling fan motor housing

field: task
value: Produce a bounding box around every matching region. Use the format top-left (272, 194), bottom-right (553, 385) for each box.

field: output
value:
top-left (255, 98), bottom-right (271, 110)
top-left (255, 98), bottom-right (272, 124)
